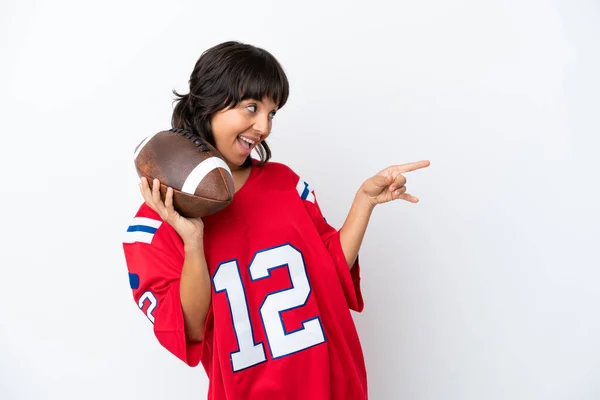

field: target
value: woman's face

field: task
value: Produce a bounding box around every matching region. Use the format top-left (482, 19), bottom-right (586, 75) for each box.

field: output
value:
top-left (210, 97), bottom-right (278, 170)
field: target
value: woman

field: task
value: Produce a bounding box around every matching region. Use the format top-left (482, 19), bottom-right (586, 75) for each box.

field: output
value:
top-left (123, 40), bottom-right (429, 399)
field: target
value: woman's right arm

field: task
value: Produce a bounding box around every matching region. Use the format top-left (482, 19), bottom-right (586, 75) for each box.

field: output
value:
top-left (180, 244), bottom-right (212, 341)
top-left (140, 177), bottom-right (212, 342)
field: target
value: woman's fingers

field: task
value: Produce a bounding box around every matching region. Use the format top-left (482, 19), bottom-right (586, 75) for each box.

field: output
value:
top-left (151, 178), bottom-right (163, 207)
top-left (139, 177), bottom-right (154, 205)
top-left (394, 186), bottom-right (408, 197)
top-left (399, 193), bottom-right (419, 203)
top-left (164, 186), bottom-right (174, 210)
top-left (139, 177), bottom-right (168, 215)
top-left (389, 174), bottom-right (407, 192)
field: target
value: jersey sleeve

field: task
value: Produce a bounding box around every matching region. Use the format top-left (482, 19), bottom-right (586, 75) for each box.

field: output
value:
top-left (122, 205), bottom-right (209, 366)
top-left (295, 177), bottom-right (364, 312)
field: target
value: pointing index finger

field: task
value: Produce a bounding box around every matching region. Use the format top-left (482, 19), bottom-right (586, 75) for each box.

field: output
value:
top-left (395, 160), bottom-right (431, 173)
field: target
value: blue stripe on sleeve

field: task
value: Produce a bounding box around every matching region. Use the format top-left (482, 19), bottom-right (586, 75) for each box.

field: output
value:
top-left (127, 225), bottom-right (158, 234)
top-left (129, 273), bottom-right (140, 289)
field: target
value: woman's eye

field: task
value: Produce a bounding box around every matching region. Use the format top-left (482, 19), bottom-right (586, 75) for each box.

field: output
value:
top-left (269, 111), bottom-right (277, 119)
top-left (246, 104), bottom-right (257, 113)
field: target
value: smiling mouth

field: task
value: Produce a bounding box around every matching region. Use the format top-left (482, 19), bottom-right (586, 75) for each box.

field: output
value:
top-left (238, 135), bottom-right (256, 150)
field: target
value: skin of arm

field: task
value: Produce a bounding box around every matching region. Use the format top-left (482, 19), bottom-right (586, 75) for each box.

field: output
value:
top-left (338, 160), bottom-right (430, 269)
top-left (140, 177), bottom-right (212, 342)
top-left (339, 193), bottom-right (374, 269)
top-left (179, 243), bottom-right (212, 342)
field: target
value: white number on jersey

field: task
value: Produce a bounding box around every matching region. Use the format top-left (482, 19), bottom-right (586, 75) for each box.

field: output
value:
top-left (212, 244), bottom-right (326, 372)
top-left (138, 291), bottom-right (157, 323)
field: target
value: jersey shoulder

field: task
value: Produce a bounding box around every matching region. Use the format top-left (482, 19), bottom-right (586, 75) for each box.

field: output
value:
top-left (258, 161), bottom-right (315, 203)
top-left (122, 203), bottom-right (184, 287)
top-left (258, 160), bottom-right (299, 181)
top-left (123, 203), bottom-right (181, 249)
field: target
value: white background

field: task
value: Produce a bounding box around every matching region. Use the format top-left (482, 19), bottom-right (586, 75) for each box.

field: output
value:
top-left (1, 0), bottom-right (599, 399)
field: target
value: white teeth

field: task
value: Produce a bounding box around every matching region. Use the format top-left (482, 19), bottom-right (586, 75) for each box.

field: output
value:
top-left (239, 136), bottom-right (255, 145)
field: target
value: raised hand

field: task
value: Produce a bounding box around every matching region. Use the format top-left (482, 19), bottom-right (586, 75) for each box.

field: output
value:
top-left (139, 177), bottom-right (204, 249)
top-left (359, 160), bottom-right (430, 206)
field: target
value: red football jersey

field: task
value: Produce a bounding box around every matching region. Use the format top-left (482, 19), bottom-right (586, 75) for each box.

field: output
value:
top-left (123, 160), bottom-right (367, 399)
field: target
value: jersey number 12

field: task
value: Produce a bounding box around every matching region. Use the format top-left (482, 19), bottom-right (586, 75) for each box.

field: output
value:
top-left (213, 243), bottom-right (326, 372)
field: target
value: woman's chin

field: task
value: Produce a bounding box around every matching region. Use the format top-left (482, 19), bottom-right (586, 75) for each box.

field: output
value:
top-left (224, 157), bottom-right (246, 171)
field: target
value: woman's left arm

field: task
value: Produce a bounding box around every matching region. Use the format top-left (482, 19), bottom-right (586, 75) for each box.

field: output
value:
top-left (339, 160), bottom-right (431, 269)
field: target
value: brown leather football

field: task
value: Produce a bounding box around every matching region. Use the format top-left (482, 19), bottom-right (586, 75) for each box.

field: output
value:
top-left (133, 128), bottom-right (234, 218)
